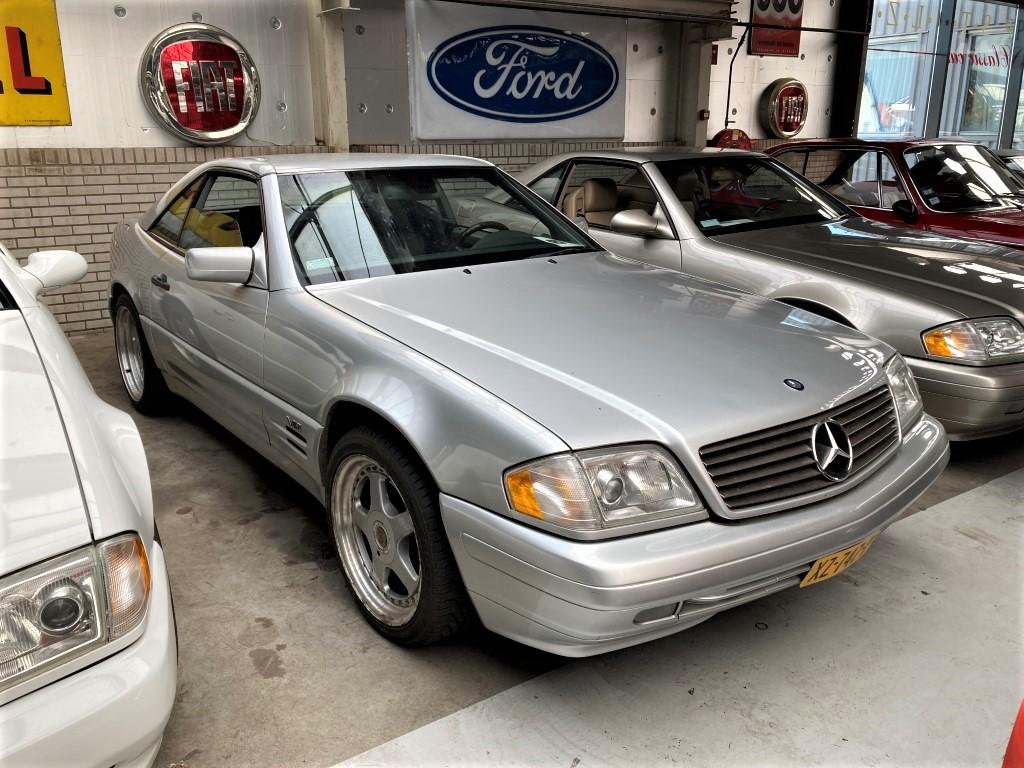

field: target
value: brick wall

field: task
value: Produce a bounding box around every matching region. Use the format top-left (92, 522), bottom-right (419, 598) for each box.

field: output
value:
top-left (1, 140), bottom-right (679, 334)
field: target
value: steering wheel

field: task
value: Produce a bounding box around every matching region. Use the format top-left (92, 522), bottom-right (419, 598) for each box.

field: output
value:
top-left (455, 220), bottom-right (508, 247)
top-left (752, 197), bottom-right (784, 217)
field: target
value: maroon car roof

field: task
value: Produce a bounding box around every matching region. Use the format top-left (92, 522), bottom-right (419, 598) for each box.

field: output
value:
top-left (767, 137), bottom-right (979, 152)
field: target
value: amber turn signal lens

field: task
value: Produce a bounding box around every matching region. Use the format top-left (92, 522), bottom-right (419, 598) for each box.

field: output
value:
top-left (505, 468), bottom-right (544, 519)
top-left (98, 533), bottom-right (152, 639)
top-left (923, 326), bottom-right (974, 358)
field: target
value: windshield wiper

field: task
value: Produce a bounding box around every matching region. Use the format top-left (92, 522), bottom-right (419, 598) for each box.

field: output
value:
top-left (541, 245), bottom-right (593, 257)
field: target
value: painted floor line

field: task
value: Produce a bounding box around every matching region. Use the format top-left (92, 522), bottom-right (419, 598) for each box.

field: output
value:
top-left (331, 468), bottom-right (1024, 768)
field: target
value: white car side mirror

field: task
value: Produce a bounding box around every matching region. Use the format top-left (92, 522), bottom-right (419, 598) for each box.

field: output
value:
top-left (185, 247), bottom-right (254, 284)
top-left (19, 249), bottom-right (88, 296)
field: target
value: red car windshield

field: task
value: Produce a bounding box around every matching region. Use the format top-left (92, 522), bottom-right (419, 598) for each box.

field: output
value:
top-left (904, 144), bottom-right (1024, 212)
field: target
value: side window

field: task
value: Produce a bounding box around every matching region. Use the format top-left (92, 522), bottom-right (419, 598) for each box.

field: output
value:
top-left (775, 150), bottom-right (808, 175)
top-left (149, 177), bottom-right (204, 244)
top-left (560, 161), bottom-right (657, 229)
top-left (879, 154), bottom-right (909, 208)
top-left (180, 174), bottom-right (263, 250)
top-left (528, 165), bottom-right (567, 204)
top-left (804, 149), bottom-right (881, 207)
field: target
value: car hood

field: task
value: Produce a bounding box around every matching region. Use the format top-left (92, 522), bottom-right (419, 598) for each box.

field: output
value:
top-left (712, 216), bottom-right (1024, 319)
top-left (309, 252), bottom-right (894, 453)
top-left (0, 312), bottom-right (91, 576)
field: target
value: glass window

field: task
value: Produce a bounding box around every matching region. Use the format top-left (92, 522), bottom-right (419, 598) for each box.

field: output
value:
top-left (527, 165), bottom-right (567, 204)
top-left (904, 142), bottom-right (1024, 210)
top-left (774, 150), bottom-right (808, 175)
top-left (149, 177), bottom-right (204, 244)
top-left (799, 148), bottom-right (883, 207)
top-left (180, 175), bottom-right (263, 250)
top-left (939, 0), bottom-right (1017, 147)
top-left (558, 161), bottom-right (658, 228)
top-left (860, 0), bottom-right (943, 138)
top-left (278, 167), bottom-right (593, 285)
top-left (879, 153), bottom-right (910, 207)
top-left (655, 157), bottom-right (843, 235)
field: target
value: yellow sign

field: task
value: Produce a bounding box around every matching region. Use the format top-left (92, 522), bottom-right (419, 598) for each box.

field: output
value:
top-left (0, 0), bottom-right (70, 126)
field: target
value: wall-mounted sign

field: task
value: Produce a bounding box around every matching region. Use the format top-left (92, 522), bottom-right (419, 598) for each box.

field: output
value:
top-left (427, 27), bottom-right (618, 124)
top-left (749, 0), bottom-right (804, 58)
top-left (0, 0), bottom-right (70, 126)
top-left (758, 78), bottom-right (808, 138)
top-left (408, 0), bottom-right (626, 140)
top-left (139, 23), bottom-right (260, 145)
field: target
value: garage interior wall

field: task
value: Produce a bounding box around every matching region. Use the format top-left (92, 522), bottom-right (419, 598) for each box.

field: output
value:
top-left (345, 0), bottom-right (696, 172)
top-left (707, 0), bottom-right (840, 145)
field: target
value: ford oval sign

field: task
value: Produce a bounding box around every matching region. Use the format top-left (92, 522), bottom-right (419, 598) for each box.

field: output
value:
top-left (426, 26), bottom-right (619, 123)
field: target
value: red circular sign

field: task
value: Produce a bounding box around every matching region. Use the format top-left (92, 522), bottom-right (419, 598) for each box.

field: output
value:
top-left (758, 78), bottom-right (808, 139)
top-left (709, 129), bottom-right (754, 150)
top-left (140, 24), bottom-right (260, 145)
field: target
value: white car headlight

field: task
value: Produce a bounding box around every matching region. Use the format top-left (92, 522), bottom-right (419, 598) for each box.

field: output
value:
top-left (885, 354), bottom-right (923, 430)
top-left (504, 445), bottom-right (706, 532)
top-left (0, 533), bottom-right (151, 693)
top-left (922, 318), bottom-right (1024, 362)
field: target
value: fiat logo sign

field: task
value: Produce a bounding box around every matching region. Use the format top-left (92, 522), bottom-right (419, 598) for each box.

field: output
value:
top-left (139, 23), bottom-right (260, 145)
top-left (758, 77), bottom-right (808, 139)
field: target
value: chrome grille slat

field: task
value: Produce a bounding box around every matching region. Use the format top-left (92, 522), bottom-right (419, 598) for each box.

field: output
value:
top-left (699, 386), bottom-right (899, 513)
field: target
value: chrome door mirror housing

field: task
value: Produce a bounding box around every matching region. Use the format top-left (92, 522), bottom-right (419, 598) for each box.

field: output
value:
top-left (185, 247), bottom-right (255, 284)
top-left (610, 209), bottom-right (663, 238)
top-left (18, 250), bottom-right (88, 296)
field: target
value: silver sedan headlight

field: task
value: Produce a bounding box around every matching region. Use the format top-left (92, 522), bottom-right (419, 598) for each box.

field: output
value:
top-left (923, 318), bottom-right (1024, 362)
top-left (504, 444), bottom-right (705, 533)
top-left (0, 533), bottom-right (151, 693)
top-left (885, 354), bottom-right (923, 430)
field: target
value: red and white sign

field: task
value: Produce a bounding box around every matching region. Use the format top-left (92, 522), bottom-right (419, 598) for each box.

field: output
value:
top-left (140, 23), bottom-right (260, 145)
top-left (758, 78), bottom-right (808, 139)
top-left (749, 0), bottom-right (803, 58)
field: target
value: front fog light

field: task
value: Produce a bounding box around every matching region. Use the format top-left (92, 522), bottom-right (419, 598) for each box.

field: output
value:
top-left (504, 445), bottom-right (706, 533)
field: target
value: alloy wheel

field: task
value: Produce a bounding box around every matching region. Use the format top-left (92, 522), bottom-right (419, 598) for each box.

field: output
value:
top-left (115, 304), bottom-right (145, 402)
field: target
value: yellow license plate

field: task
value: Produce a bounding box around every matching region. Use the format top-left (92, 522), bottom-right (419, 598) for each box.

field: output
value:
top-left (800, 535), bottom-right (878, 588)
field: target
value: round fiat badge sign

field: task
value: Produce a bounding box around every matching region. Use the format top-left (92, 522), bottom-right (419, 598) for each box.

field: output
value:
top-left (140, 23), bottom-right (260, 145)
top-left (758, 78), bottom-right (808, 139)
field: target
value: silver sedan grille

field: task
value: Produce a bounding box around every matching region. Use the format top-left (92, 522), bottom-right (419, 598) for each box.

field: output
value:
top-left (699, 386), bottom-right (899, 513)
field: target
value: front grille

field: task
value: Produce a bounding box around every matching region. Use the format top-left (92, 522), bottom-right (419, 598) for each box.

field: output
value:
top-left (699, 386), bottom-right (899, 513)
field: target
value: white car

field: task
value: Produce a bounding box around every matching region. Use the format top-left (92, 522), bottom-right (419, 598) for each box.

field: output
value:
top-left (0, 246), bottom-right (176, 767)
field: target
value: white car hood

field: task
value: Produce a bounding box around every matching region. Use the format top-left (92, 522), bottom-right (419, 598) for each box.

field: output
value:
top-left (0, 311), bottom-right (91, 576)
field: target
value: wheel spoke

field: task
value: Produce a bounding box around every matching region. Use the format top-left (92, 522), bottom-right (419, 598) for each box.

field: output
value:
top-left (367, 471), bottom-right (390, 515)
top-left (371, 553), bottom-right (389, 589)
top-left (389, 511), bottom-right (415, 545)
top-left (390, 550), bottom-right (419, 594)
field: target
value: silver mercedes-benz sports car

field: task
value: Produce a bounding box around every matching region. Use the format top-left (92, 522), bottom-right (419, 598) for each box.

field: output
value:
top-left (109, 154), bottom-right (949, 657)
top-left (520, 149), bottom-right (1024, 441)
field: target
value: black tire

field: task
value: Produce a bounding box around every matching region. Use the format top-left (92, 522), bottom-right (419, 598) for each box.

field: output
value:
top-left (326, 427), bottom-right (472, 646)
top-left (112, 294), bottom-right (172, 415)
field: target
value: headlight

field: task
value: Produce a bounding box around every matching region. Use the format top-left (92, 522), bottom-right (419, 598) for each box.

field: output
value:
top-left (0, 533), bottom-right (151, 693)
top-left (922, 318), bottom-right (1024, 362)
top-left (504, 444), bottom-right (705, 532)
top-left (885, 354), bottom-right (923, 430)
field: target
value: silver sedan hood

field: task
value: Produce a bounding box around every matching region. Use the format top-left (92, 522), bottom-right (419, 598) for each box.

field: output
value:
top-left (309, 252), bottom-right (893, 452)
top-left (712, 217), bottom-right (1024, 320)
top-left (0, 312), bottom-right (91, 576)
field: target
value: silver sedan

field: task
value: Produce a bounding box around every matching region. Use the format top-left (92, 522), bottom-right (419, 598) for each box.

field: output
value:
top-left (520, 149), bottom-right (1024, 440)
top-left (108, 154), bottom-right (948, 656)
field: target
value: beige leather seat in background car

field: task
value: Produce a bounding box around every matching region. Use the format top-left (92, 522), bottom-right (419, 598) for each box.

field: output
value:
top-left (563, 178), bottom-right (619, 227)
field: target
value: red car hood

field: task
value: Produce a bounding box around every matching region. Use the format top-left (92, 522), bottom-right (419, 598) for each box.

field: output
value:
top-left (928, 207), bottom-right (1024, 248)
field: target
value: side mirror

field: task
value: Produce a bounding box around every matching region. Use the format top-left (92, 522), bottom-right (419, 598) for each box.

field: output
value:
top-left (185, 247), bottom-right (254, 284)
top-left (892, 199), bottom-right (919, 224)
top-left (572, 215), bottom-right (589, 233)
top-left (18, 249), bottom-right (88, 296)
top-left (610, 209), bottom-right (661, 237)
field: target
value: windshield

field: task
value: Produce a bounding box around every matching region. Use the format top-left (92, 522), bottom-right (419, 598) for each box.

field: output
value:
top-left (904, 144), bottom-right (1024, 212)
top-left (654, 157), bottom-right (844, 236)
top-left (280, 167), bottom-right (594, 284)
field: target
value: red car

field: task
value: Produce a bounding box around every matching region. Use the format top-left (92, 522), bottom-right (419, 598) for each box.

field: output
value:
top-left (767, 138), bottom-right (1024, 249)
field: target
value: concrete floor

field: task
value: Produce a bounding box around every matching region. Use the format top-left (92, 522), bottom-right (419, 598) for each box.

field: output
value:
top-left (69, 330), bottom-right (1024, 768)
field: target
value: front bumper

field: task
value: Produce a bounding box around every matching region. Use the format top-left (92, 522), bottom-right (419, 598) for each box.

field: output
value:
top-left (442, 415), bottom-right (949, 657)
top-left (0, 543), bottom-right (177, 768)
top-left (908, 356), bottom-right (1024, 440)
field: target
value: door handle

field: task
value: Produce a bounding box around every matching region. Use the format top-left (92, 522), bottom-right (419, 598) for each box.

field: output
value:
top-left (150, 273), bottom-right (170, 291)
